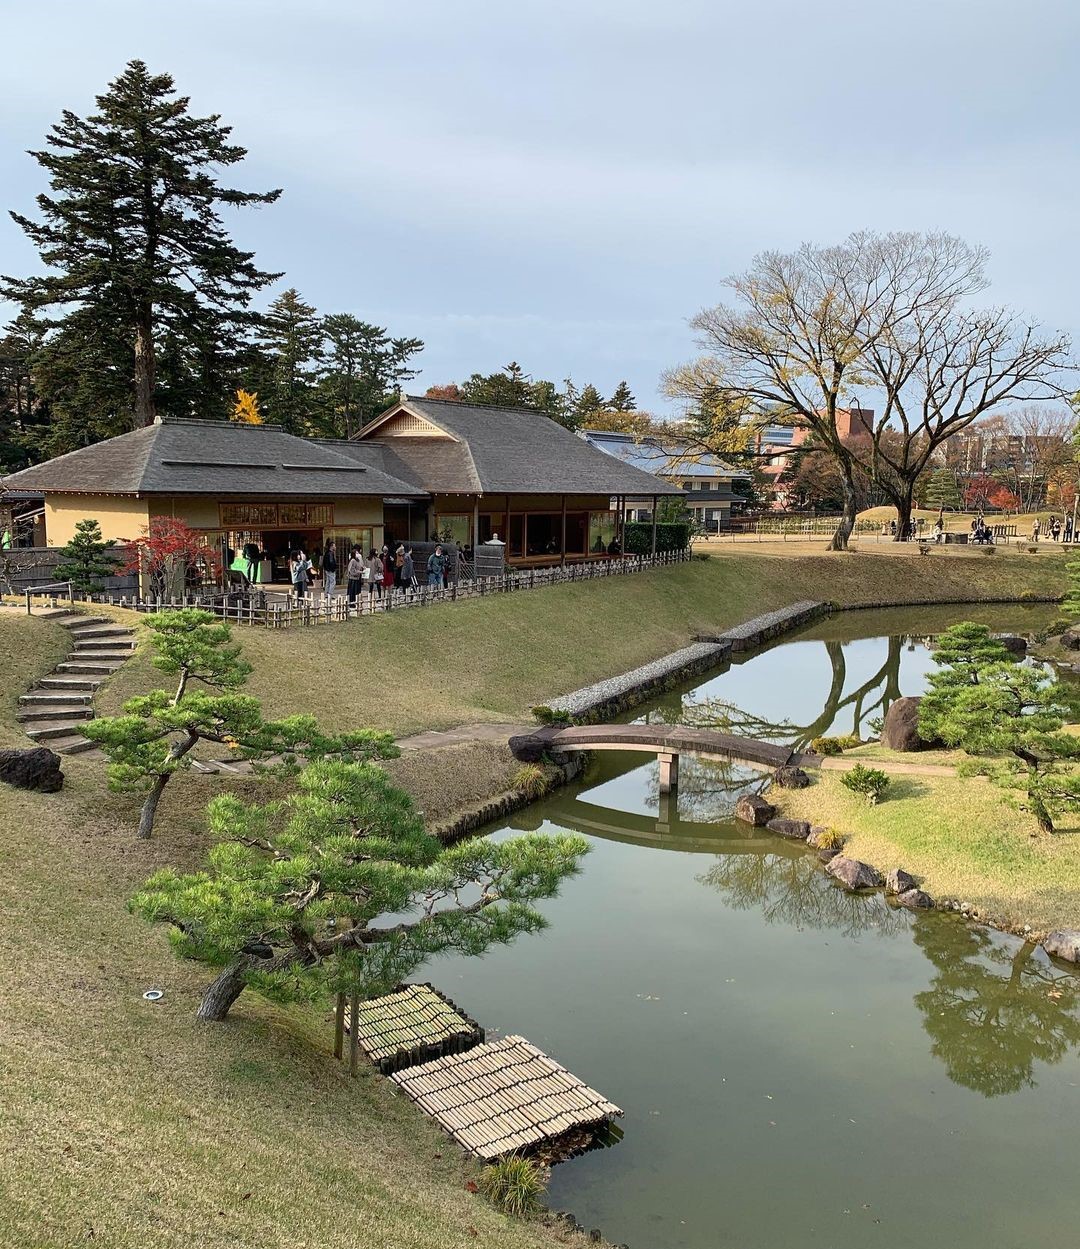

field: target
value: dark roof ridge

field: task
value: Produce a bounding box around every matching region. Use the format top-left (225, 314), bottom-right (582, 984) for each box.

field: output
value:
top-left (404, 394), bottom-right (559, 419)
top-left (157, 415), bottom-right (287, 433)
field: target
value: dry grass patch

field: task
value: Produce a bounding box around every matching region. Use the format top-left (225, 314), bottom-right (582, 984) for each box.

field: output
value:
top-left (94, 549), bottom-right (1069, 736)
top-left (775, 769), bottom-right (1080, 932)
top-left (0, 617), bottom-right (595, 1249)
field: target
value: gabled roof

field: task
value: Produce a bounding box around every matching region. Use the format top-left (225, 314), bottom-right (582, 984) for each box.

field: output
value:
top-left (580, 429), bottom-right (749, 480)
top-left (359, 397), bottom-right (683, 497)
top-left (4, 419), bottom-right (427, 499)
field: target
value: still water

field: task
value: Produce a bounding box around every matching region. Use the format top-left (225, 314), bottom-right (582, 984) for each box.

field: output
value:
top-left (432, 605), bottom-right (1080, 1249)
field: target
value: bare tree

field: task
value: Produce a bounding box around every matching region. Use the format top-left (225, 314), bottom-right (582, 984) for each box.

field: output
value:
top-left (994, 406), bottom-right (1076, 513)
top-left (673, 232), bottom-right (1071, 547)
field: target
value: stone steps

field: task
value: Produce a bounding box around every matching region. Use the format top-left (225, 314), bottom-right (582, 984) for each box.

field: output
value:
top-left (37, 675), bottom-right (102, 692)
top-left (22, 612), bottom-right (133, 760)
top-left (18, 706), bottom-right (94, 723)
top-left (20, 691), bottom-right (93, 706)
top-left (25, 720), bottom-right (95, 742)
top-left (56, 660), bottom-right (126, 675)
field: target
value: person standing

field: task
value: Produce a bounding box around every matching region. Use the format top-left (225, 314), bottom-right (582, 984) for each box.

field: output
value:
top-left (1031, 518), bottom-right (1041, 543)
top-left (381, 546), bottom-right (395, 597)
top-left (367, 548), bottom-right (383, 600)
top-left (427, 544), bottom-right (447, 587)
top-left (290, 549), bottom-right (312, 598)
top-left (346, 547), bottom-right (364, 606)
top-left (322, 539), bottom-right (338, 598)
top-left (401, 547), bottom-right (415, 593)
top-left (1051, 516), bottom-right (1062, 542)
top-left (394, 544), bottom-right (406, 589)
top-left (1065, 513), bottom-right (1075, 545)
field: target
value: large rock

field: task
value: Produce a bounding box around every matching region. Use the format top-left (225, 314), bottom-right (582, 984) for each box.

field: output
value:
top-left (997, 635), bottom-right (1027, 659)
top-left (886, 867), bottom-right (918, 895)
top-left (896, 888), bottom-right (934, 910)
top-left (765, 817), bottom-right (810, 840)
top-left (1043, 930), bottom-right (1080, 963)
top-left (773, 766), bottom-right (810, 789)
top-left (882, 696), bottom-right (939, 752)
top-left (826, 855), bottom-right (884, 891)
top-left (1061, 630), bottom-right (1080, 652)
top-left (0, 746), bottom-right (63, 793)
top-left (734, 794), bottom-right (776, 826)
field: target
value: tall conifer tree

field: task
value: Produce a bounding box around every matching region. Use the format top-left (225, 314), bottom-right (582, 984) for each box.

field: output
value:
top-left (3, 60), bottom-right (281, 431)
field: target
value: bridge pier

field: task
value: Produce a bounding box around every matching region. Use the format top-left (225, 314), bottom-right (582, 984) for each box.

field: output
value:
top-left (658, 751), bottom-right (679, 794)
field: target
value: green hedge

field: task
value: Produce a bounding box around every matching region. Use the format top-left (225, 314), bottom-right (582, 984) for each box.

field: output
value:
top-left (624, 521), bottom-right (691, 554)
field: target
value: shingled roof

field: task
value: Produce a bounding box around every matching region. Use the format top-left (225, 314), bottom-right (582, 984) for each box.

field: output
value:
top-left (3, 418), bottom-right (426, 498)
top-left (359, 397), bottom-right (683, 497)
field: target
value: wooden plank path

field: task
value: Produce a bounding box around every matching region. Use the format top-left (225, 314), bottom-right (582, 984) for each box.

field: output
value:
top-left (390, 1035), bottom-right (622, 1161)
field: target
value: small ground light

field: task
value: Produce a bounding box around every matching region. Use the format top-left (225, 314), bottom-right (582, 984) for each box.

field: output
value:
top-left (143, 989), bottom-right (164, 1002)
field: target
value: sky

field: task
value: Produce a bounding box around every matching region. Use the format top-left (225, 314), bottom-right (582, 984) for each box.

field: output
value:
top-left (2, 0), bottom-right (1078, 414)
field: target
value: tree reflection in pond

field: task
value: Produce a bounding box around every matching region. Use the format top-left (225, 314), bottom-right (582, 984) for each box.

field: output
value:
top-left (911, 914), bottom-right (1080, 1097)
top-left (641, 636), bottom-right (910, 751)
top-left (698, 851), bottom-right (908, 938)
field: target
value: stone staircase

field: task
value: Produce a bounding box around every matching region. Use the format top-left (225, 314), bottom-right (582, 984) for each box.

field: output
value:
top-left (19, 610), bottom-right (137, 758)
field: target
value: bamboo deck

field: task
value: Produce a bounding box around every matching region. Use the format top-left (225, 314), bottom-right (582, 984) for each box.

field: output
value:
top-left (389, 1035), bottom-right (622, 1161)
top-left (345, 983), bottom-right (483, 1074)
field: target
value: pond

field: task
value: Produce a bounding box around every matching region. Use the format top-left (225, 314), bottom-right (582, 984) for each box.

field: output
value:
top-left (430, 603), bottom-right (1080, 1249)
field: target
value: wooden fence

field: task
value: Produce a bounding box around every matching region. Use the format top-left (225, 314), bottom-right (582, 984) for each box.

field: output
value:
top-left (30, 549), bottom-right (690, 628)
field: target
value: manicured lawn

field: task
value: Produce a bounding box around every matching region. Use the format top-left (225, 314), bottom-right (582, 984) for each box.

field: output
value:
top-left (98, 546), bottom-right (1070, 737)
top-left (0, 616), bottom-right (590, 1249)
top-left (775, 760), bottom-right (1080, 933)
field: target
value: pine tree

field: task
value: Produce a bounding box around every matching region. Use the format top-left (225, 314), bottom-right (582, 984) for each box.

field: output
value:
top-left (253, 289), bottom-right (324, 434)
top-left (0, 309), bottom-right (50, 469)
top-left (575, 384), bottom-right (607, 421)
top-left (923, 468), bottom-right (963, 511)
top-left (3, 60), bottom-right (281, 431)
top-left (82, 609), bottom-right (392, 838)
top-left (132, 756), bottom-right (588, 1020)
top-left (53, 519), bottom-right (119, 591)
top-left (608, 380), bottom-right (637, 411)
top-left (317, 314), bottom-right (423, 437)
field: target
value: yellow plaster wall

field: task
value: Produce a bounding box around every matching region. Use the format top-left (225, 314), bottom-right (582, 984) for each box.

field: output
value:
top-left (45, 495), bottom-right (149, 546)
top-left (149, 496), bottom-right (386, 530)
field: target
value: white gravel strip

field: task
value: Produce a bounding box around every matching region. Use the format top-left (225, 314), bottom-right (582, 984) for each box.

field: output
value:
top-left (549, 642), bottom-right (727, 718)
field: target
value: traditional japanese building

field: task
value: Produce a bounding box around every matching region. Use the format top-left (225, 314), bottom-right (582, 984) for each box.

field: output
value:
top-left (3, 398), bottom-right (680, 579)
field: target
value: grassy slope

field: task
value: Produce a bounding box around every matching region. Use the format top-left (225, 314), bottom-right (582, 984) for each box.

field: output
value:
top-left (775, 761), bottom-right (1080, 933)
top-left (0, 619), bottom-right (590, 1249)
top-left (98, 546), bottom-right (1070, 737)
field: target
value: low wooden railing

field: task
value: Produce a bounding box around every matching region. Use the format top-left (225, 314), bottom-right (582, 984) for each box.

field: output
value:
top-left (34, 549), bottom-right (690, 628)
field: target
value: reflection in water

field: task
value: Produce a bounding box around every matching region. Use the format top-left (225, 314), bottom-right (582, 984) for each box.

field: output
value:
top-left (657, 635), bottom-right (907, 750)
top-left (912, 915), bottom-right (1080, 1097)
top-left (699, 851), bottom-right (908, 938)
top-left (438, 615), bottom-right (1080, 1249)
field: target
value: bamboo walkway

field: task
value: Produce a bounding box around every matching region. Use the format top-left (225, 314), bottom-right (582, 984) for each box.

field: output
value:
top-left (343, 983), bottom-right (483, 1074)
top-left (390, 1034), bottom-right (622, 1161)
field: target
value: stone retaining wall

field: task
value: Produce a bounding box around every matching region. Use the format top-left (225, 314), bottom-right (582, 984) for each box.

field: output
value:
top-left (548, 641), bottom-right (729, 722)
top-left (695, 599), bottom-right (829, 652)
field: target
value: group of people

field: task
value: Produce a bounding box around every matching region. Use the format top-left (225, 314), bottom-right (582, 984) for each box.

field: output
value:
top-left (287, 541), bottom-right (450, 602)
top-left (1031, 515), bottom-right (1073, 543)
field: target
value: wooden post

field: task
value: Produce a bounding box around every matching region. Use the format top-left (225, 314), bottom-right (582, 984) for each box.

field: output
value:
top-left (560, 494), bottom-right (567, 566)
top-left (651, 495), bottom-right (658, 556)
top-left (334, 992), bottom-right (346, 1060)
top-left (348, 990), bottom-right (360, 1075)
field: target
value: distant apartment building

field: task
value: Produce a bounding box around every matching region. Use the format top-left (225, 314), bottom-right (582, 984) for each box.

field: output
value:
top-left (753, 408), bottom-right (874, 509)
top-left (580, 429), bottom-right (749, 532)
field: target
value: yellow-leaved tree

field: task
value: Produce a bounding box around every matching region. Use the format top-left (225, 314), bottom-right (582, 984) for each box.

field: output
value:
top-left (232, 389), bottom-right (262, 424)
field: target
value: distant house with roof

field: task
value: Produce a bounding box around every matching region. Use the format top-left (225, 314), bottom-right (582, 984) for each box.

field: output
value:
top-left (3, 397), bottom-right (680, 580)
top-left (578, 429), bottom-right (749, 532)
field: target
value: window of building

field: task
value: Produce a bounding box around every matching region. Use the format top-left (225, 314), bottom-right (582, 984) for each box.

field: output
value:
top-left (478, 513), bottom-right (506, 544)
top-left (434, 514), bottom-right (470, 546)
